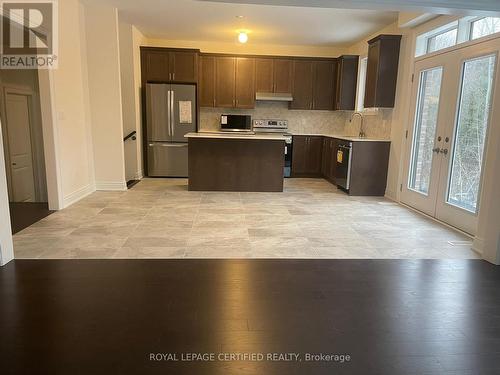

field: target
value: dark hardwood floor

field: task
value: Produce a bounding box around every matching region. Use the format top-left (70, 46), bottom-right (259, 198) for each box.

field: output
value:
top-left (8, 202), bottom-right (53, 234)
top-left (1, 259), bottom-right (500, 375)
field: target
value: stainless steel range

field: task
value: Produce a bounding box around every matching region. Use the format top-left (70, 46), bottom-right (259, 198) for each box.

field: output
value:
top-left (253, 119), bottom-right (292, 177)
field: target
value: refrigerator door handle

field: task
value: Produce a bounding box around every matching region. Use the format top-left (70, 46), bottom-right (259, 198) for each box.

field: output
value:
top-left (170, 90), bottom-right (175, 137)
top-left (166, 89), bottom-right (171, 137)
top-left (149, 143), bottom-right (187, 148)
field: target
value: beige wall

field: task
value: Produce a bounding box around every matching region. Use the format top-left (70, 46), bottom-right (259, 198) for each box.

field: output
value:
top-left (145, 38), bottom-right (348, 57)
top-left (83, 4), bottom-right (126, 190)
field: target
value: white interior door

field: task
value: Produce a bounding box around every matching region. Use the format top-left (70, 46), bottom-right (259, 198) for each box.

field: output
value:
top-left (402, 37), bottom-right (500, 235)
top-left (4, 93), bottom-right (36, 202)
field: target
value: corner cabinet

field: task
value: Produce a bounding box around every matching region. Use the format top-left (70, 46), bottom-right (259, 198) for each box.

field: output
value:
top-left (141, 47), bottom-right (199, 83)
top-left (364, 35), bottom-right (402, 108)
top-left (335, 55), bottom-right (359, 111)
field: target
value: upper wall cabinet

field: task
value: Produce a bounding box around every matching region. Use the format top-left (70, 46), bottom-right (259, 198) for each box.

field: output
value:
top-left (335, 55), bottom-right (359, 111)
top-left (215, 56), bottom-right (236, 108)
top-left (255, 58), bottom-right (293, 94)
top-left (199, 55), bottom-right (216, 107)
top-left (212, 56), bottom-right (255, 109)
top-left (290, 60), bottom-right (314, 110)
top-left (141, 47), bottom-right (199, 83)
top-left (313, 60), bottom-right (336, 110)
top-left (291, 59), bottom-right (336, 110)
top-left (364, 35), bottom-right (402, 108)
top-left (235, 57), bottom-right (256, 108)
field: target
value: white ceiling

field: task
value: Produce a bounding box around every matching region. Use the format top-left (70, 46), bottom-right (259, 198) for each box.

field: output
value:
top-left (86, 0), bottom-right (399, 47)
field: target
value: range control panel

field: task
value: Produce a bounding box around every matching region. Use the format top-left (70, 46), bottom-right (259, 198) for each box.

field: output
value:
top-left (253, 119), bottom-right (288, 131)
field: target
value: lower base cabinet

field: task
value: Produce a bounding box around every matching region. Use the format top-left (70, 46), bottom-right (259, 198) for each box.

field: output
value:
top-left (291, 136), bottom-right (323, 176)
top-left (292, 135), bottom-right (390, 196)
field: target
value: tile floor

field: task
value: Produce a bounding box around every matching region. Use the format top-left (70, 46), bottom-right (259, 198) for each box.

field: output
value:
top-left (13, 178), bottom-right (478, 259)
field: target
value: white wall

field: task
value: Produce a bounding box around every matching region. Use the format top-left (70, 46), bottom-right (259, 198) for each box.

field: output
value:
top-left (132, 26), bottom-right (146, 178)
top-left (83, 4), bottom-right (126, 191)
top-left (0, 123), bottom-right (14, 265)
top-left (50, 0), bottom-right (95, 207)
top-left (119, 22), bottom-right (143, 181)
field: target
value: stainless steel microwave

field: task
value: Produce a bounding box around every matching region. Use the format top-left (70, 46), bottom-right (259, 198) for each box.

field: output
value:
top-left (220, 114), bottom-right (252, 132)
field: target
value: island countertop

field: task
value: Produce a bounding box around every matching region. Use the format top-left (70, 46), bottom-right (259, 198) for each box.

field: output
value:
top-left (185, 132), bottom-right (291, 141)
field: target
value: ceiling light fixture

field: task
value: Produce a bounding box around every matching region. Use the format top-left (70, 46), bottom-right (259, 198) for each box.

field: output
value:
top-left (238, 31), bottom-right (248, 44)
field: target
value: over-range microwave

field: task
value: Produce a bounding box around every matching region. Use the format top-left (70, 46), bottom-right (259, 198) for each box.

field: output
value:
top-left (220, 114), bottom-right (252, 132)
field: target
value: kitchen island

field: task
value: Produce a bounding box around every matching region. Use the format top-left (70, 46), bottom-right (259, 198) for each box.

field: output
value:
top-left (185, 132), bottom-right (289, 192)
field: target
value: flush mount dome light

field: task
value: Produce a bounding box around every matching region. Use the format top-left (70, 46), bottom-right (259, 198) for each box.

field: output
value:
top-left (238, 32), bottom-right (248, 43)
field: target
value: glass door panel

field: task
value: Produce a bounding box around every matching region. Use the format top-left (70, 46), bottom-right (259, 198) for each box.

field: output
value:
top-left (446, 55), bottom-right (496, 213)
top-left (408, 67), bottom-right (443, 195)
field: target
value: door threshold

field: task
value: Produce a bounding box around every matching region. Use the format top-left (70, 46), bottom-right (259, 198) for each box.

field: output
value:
top-left (399, 202), bottom-right (474, 239)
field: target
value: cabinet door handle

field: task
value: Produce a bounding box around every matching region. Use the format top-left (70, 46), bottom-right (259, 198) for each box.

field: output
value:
top-left (172, 72), bottom-right (175, 81)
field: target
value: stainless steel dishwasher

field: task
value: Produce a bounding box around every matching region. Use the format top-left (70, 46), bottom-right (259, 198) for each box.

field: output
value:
top-left (335, 140), bottom-right (353, 191)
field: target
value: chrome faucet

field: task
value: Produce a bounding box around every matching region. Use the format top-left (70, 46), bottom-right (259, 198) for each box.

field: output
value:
top-left (350, 112), bottom-right (365, 138)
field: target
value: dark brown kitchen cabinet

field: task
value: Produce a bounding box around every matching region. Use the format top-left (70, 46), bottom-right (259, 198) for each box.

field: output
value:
top-left (141, 47), bottom-right (199, 83)
top-left (255, 58), bottom-right (274, 93)
top-left (215, 56), bottom-right (236, 108)
top-left (347, 141), bottom-right (391, 196)
top-left (199, 55), bottom-right (215, 107)
top-left (214, 56), bottom-right (255, 109)
top-left (364, 34), bottom-right (402, 108)
top-left (273, 59), bottom-right (293, 93)
top-left (170, 51), bottom-right (198, 82)
top-left (290, 60), bottom-right (313, 110)
top-left (335, 55), bottom-right (359, 110)
top-left (235, 57), bottom-right (255, 108)
top-left (291, 135), bottom-right (323, 176)
top-left (321, 137), bottom-right (337, 182)
top-left (313, 60), bottom-right (336, 110)
top-left (142, 50), bottom-right (170, 82)
top-left (255, 58), bottom-right (293, 94)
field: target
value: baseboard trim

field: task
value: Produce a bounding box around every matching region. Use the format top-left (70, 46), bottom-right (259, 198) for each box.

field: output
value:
top-left (134, 170), bottom-right (144, 180)
top-left (95, 181), bottom-right (127, 191)
top-left (472, 236), bottom-right (485, 256)
top-left (63, 184), bottom-right (95, 208)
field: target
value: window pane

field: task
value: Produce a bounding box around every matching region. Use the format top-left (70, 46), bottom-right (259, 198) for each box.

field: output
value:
top-left (409, 67), bottom-right (443, 194)
top-left (427, 28), bottom-right (457, 53)
top-left (447, 55), bottom-right (496, 212)
top-left (471, 17), bottom-right (500, 40)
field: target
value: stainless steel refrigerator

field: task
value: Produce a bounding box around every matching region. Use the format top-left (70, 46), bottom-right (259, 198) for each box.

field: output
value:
top-left (146, 83), bottom-right (196, 177)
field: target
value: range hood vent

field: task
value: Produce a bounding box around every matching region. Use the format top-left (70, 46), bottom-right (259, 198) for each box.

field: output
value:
top-left (255, 92), bottom-right (293, 102)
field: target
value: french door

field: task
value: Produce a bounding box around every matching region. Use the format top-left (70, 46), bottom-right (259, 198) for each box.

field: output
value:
top-left (401, 37), bottom-right (500, 235)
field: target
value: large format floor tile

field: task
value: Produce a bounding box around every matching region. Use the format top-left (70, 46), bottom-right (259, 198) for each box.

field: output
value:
top-left (12, 178), bottom-right (478, 259)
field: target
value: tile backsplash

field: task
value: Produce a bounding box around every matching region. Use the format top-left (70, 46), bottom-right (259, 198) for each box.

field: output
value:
top-left (199, 102), bottom-right (392, 139)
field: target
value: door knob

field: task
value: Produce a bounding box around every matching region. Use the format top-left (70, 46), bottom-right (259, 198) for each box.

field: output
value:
top-left (439, 148), bottom-right (448, 155)
top-left (12, 162), bottom-right (17, 166)
top-left (432, 147), bottom-right (440, 153)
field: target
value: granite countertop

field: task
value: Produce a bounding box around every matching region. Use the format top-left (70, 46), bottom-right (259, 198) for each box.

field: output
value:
top-left (290, 133), bottom-right (391, 142)
top-left (185, 132), bottom-right (291, 141)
